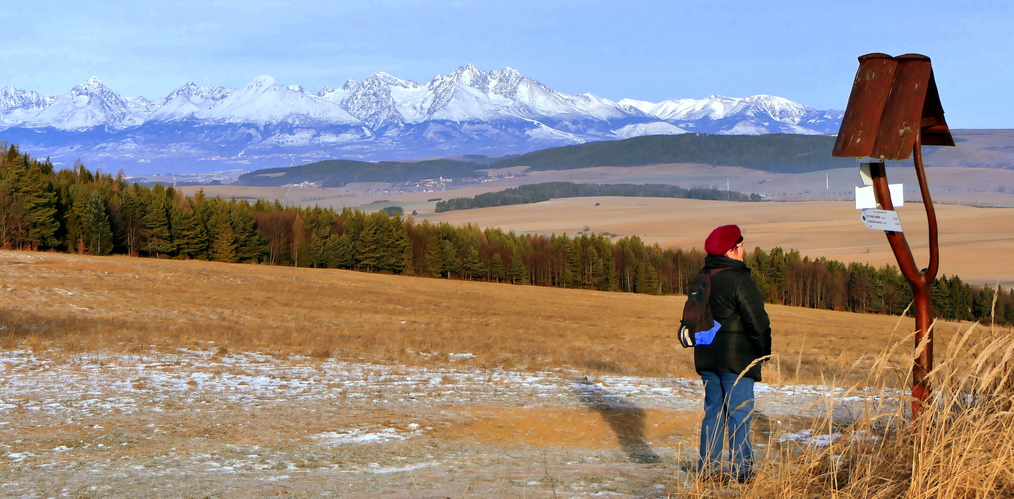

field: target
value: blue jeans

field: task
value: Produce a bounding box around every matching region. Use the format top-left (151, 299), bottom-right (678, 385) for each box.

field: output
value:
top-left (698, 370), bottom-right (755, 480)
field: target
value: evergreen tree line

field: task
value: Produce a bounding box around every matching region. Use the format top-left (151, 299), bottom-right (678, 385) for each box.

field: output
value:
top-left (3, 144), bottom-right (1012, 325)
top-left (235, 158), bottom-right (483, 187)
top-left (0, 145), bottom-right (267, 262)
top-left (489, 134), bottom-right (859, 173)
top-left (435, 182), bottom-right (760, 212)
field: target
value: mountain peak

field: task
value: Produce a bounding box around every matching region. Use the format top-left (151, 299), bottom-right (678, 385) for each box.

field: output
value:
top-left (0, 86), bottom-right (50, 113)
top-left (0, 66), bottom-right (845, 169)
top-left (495, 67), bottom-right (523, 80)
top-left (440, 64), bottom-right (492, 93)
top-left (448, 64), bottom-right (484, 78)
top-left (157, 82), bottom-right (230, 107)
top-left (71, 76), bottom-right (113, 95)
top-left (247, 75), bottom-right (280, 88)
top-left (364, 72), bottom-right (416, 88)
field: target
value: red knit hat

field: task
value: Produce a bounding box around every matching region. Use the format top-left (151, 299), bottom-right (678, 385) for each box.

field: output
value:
top-left (704, 224), bottom-right (743, 255)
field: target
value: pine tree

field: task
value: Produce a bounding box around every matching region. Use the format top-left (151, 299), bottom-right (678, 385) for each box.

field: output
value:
top-left (441, 239), bottom-right (459, 278)
top-left (425, 234), bottom-right (444, 277)
top-left (1004, 289), bottom-right (1014, 325)
top-left (324, 233), bottom-right (354, 269)
top-left (77, 190), bottom-right (114, 255)
top-left (140, 189), bottom-right (175, 257)
top-left (400, 243), bottom-right (416, 276)
top-left (194, 192), bottom-right (219, 239)
top-left (768, 247), bottom-right (789, 303)
top-left (0, 179), bottom-right (20, 248)
top-left (170, 205), bottom-right (208, 260)
top-left (490, 252), bottom-right (506, 282)
top-left (633, 260), bottom-right (660, 294)
top-left (584, 245), bottom-right (600, 289)
top-left (109, 187), bottom-right (146, 256)
top-left (209, 208), bottom-right (238, 263)
top-left (644, 261), bottom-right (660, 295)
top-left (232, 202), bottom-right (268, 263)
top-left (308, 227), bottom-right (328, 268)
top-left (463, 246), bottom-right (485, 280)
top-left (973, 285), bottom-right (996, 322)
top-left (0, 148), bottom-right (59, 250)
top-left (567, 237), bottom-right (583, 287)
top-left (931, 276), bottom-right (954, 320)
top-left (948, 275), bottom-right (974, 321)
top-left (594, 236), bottom-right (617, 291)
top-left (746, 247), bottom-right (772, 301)
top-left (847, 263), bottom-right (881, 313)
top-left (508, 246), bottom-right (528, 285)
top-left (383, 216), bottom-right (409, 274)
top-left (356, 215), bottom-right (384, 272)
top-left (61, 182), bottom-right (85, 252)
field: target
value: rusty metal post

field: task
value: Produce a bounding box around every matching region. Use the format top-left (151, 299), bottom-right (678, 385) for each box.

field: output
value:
top-left (864, 142), bottom-right (939, 417)
top-left (834, 53), bottom-right (952, 420)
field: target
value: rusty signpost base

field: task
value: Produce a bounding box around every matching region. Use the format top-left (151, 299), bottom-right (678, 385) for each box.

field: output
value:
top-left (911, 284), bottom-right (934, 416)
top-left (866, 158), bottom-right (937, 418)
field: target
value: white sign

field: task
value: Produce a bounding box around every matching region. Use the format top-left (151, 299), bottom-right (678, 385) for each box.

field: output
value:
top-left (861, 209), bottom-right (903, 232)
top-left (855, 184), bottom-right (904, 210)
top-left (858, 159), bottom-right (885, 186)
top-left (859, 162), bottom-right (875, 186)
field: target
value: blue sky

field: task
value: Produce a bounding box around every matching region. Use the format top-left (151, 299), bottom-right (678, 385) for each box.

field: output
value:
top-left (1, 0), bottom-right (1011, 128)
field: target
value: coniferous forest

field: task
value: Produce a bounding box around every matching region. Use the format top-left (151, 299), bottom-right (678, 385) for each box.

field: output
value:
top-left (434, 182), bottom-right (760, 212)
top-left (2, 143), bottom-right (1011, 325)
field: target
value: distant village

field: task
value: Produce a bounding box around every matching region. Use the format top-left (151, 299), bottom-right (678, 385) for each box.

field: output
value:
top-left (283, 172), bottom-right (518, 192)
top-left (128, 169), bottom-right (520, 194)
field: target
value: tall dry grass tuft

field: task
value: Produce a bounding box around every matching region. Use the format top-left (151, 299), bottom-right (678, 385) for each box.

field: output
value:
top-left (733, 320), bottom-right (1014, 498)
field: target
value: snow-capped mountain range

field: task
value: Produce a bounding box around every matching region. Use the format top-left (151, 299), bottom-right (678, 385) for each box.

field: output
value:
top-left (0, 65), bottom-right (843, 174)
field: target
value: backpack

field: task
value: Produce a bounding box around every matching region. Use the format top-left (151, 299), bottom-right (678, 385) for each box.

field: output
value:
top-left (678, 267), bottom-right (729, 348)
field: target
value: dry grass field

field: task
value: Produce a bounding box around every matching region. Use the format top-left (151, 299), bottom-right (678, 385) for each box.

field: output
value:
top-left (3, 250), bottom-right (1011, 497)
top-left (425, 197), bottom-right (1014, 290)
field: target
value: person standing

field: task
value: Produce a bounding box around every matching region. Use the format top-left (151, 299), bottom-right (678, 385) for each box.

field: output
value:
top-left (694, 224), bottom-right (771, 483)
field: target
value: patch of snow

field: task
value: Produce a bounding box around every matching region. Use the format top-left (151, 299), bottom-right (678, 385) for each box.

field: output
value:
top-left (313, 426), bottom-right (420, 446)
top-left (525, 122), bottom-right (584, 143)
top-left (7, 453), bottom-right (33, 462)
top-left (718, 120), bottom-right (770, 135)
top-left (368, 461), bottom-right (440, 474)
top-left (612, 122), bottom-right (689, 139)
top-left (777, 429), bottom-right (842, 446)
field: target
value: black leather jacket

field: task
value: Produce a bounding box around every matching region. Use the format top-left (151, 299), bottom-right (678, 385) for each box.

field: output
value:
top-left (693, 255), bottom-right (772, 381)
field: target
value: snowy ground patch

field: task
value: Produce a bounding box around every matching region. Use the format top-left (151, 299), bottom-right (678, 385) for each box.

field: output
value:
top-left (313, 426), bottom-right (422, 446)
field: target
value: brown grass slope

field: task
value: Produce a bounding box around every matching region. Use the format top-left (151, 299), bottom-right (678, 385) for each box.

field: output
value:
top-left (0, 249), bottom-right (958, 383)
top-left (3, 250), bottom-right (1012, 498)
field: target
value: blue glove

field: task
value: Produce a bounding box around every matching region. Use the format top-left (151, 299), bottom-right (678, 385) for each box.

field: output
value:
top-left (694, 320), bottom-right (722, 346)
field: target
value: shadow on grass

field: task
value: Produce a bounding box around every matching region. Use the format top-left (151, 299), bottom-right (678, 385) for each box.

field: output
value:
top-left (572, 376), bottom-right (661, 464)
